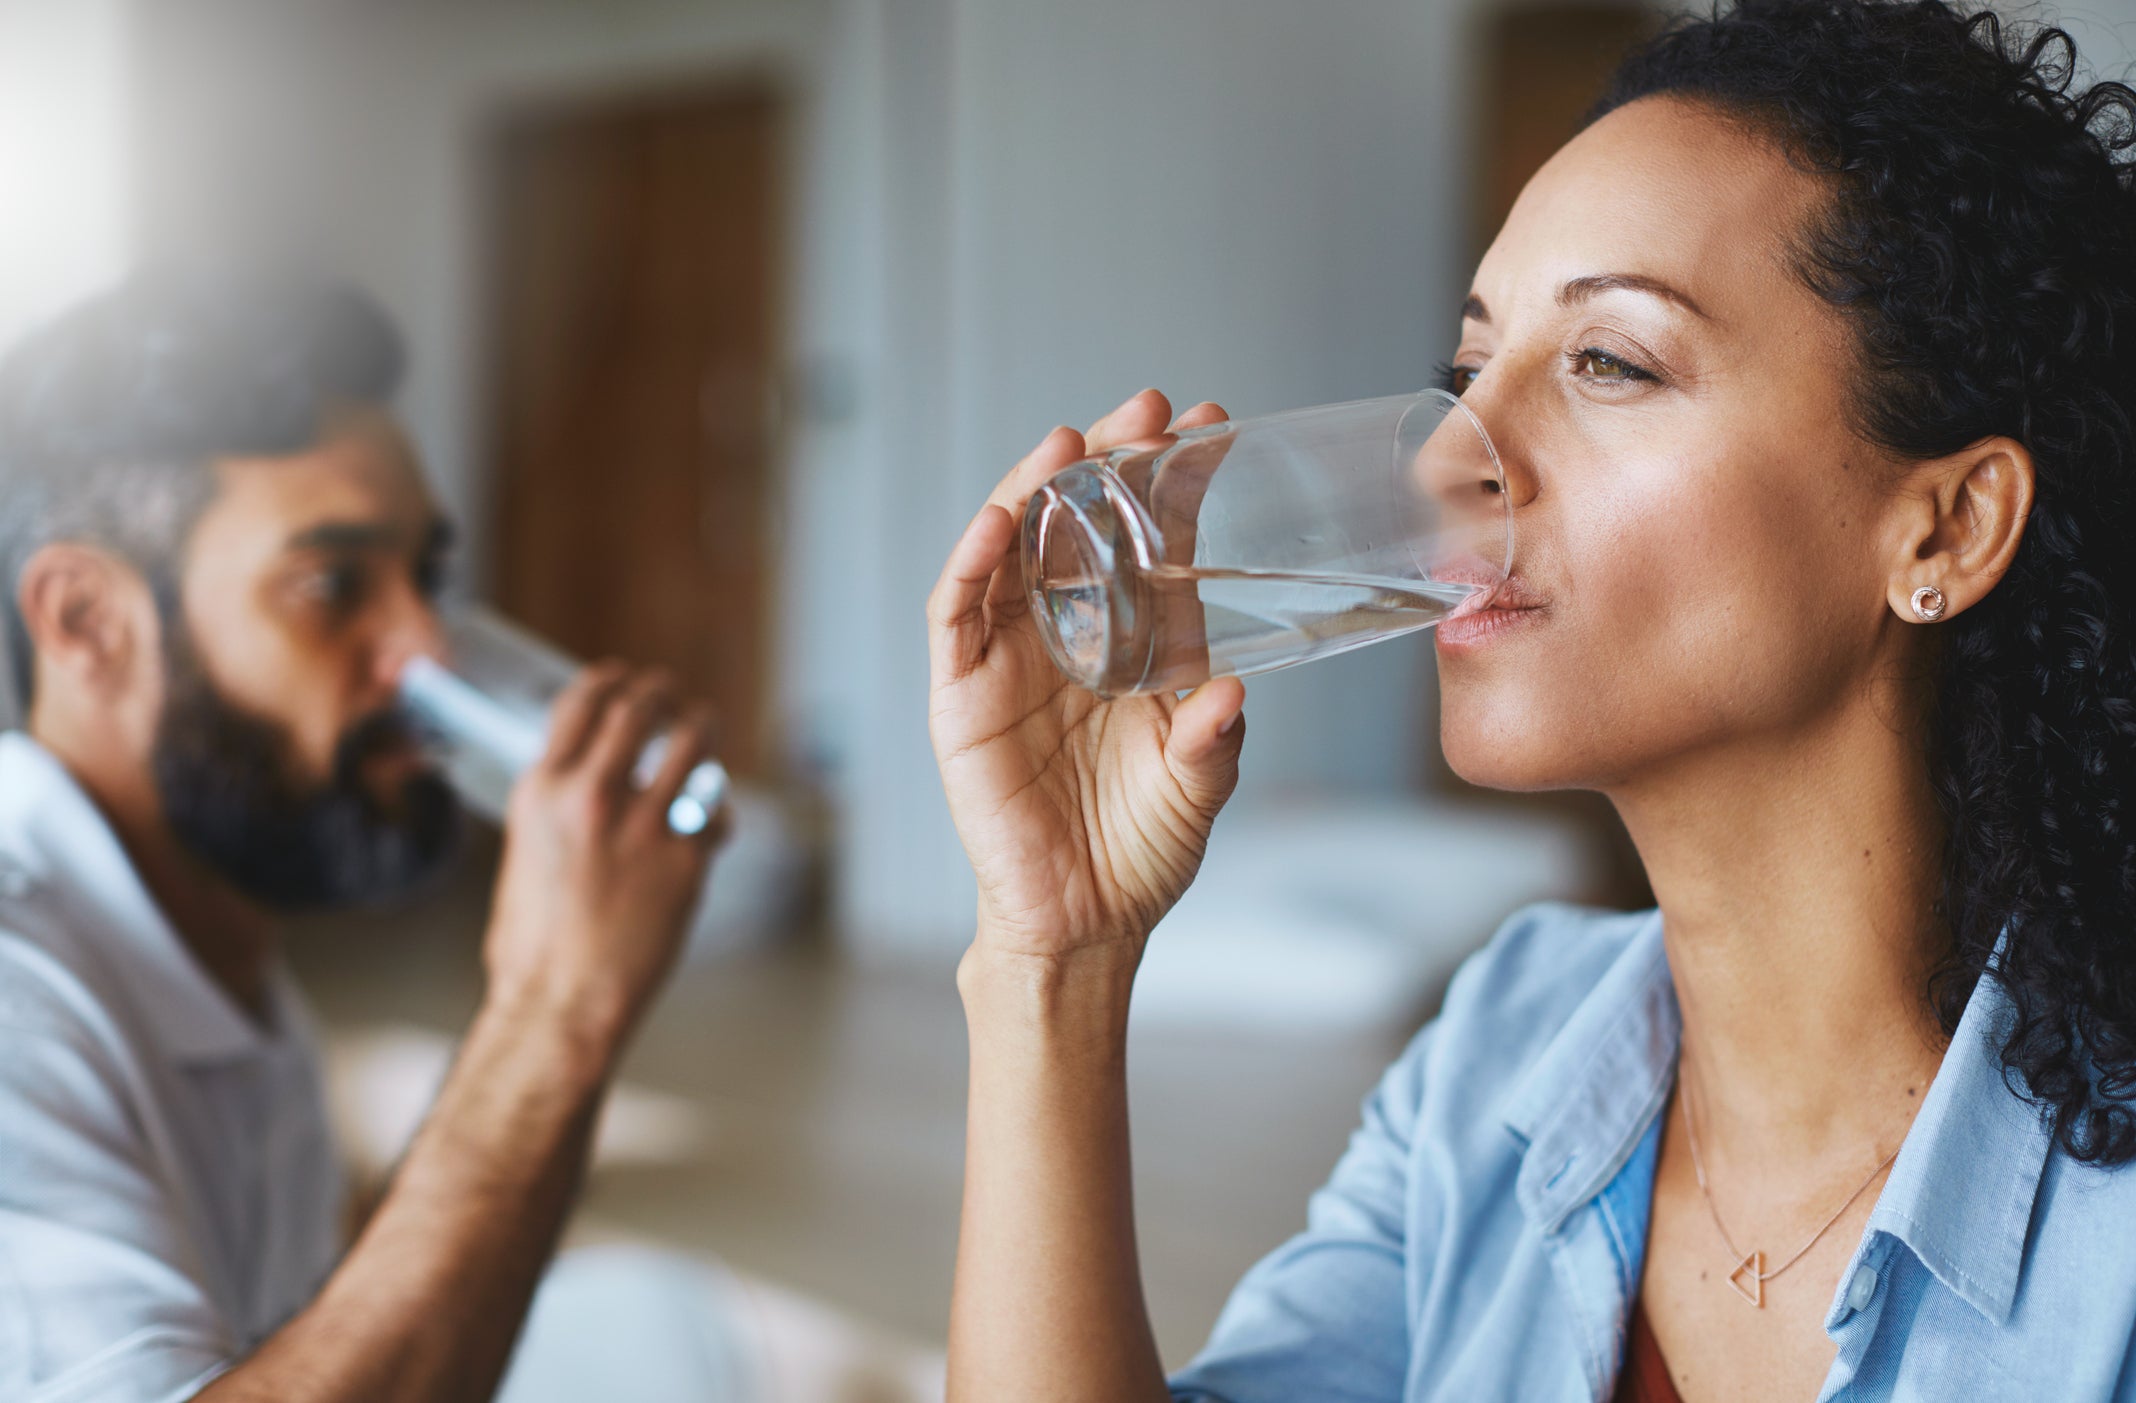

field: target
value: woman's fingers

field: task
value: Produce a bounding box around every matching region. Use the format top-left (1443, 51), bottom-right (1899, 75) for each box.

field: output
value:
top-left (1163, 676), bottom-right (1248, 810)
top-left (936, 392), bottom-right (1213, 685)
top-left (972, 391), bottom-right (1192, 526)
top-left (1086, 388), bottom-right (1174, 454)
top-left (1169, 400), bottom-right (1229, 432)
top-left (984, 425), bottom-right (1088, 518)
top-left (929, 503), bottom-right (1019, 686)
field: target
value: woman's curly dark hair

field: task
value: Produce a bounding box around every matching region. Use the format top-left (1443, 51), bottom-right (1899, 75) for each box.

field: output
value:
top-left (1594, 0), bottom-right (2136, 1162)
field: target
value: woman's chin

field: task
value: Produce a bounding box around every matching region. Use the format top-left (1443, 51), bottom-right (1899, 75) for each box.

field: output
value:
top-left (1438, 703), bottom-right (1579, 793)
top-left (1444, 749), bottom-right (1552, 793)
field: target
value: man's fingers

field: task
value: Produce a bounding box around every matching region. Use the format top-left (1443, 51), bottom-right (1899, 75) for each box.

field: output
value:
top-left (543, 661), bottom-right (631, 772)
top-left (644, 705), bottom-right (721, 825)
top-left (581, 670), bottom-right (677, 792)
top-left (928, 504), bottom-right (1017, 685)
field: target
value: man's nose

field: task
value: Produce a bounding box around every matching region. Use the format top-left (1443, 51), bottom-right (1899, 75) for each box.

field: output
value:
top-left (369, 582), bottom-right (450, 696)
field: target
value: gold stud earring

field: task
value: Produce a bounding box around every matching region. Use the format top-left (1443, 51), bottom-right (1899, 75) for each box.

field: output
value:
top-left (1910, 585), bottom-right (1947, 622)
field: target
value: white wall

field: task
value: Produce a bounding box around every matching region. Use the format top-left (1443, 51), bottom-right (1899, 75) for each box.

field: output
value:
top-left (125, 0), bottom-right (836, 593)
top-left (824, 0), bottom-right (2136, 953)
top-left (114, 0), bottom-right (1484, 955)
top-left (0, 0), bottom-right (135, 345)
top-left (116, 0), bottom-right (907, 928)
top-left (944, 2), bottom-right (1470, 804)
top-left (41, 0), bottom-right (2136, 957)
top-left (2062, 0), bottom-right (2136, 71)
top-left (828, 0), bottom-right (1474, 952)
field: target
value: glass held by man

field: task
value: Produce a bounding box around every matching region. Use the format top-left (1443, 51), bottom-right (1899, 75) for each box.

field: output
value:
top-left (398, 607), bottom-right (731, 837)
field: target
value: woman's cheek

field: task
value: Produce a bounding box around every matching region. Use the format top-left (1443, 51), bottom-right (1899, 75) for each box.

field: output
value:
top-left (1434, 459), bottom-right (1762, 789)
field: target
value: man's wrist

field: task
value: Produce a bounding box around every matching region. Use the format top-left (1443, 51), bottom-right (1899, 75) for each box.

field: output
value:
top-left (471, 982), bottom-right (629, 1090)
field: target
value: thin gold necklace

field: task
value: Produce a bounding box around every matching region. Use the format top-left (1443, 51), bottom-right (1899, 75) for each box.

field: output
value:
top-left (1679, 1083), bottom-right (1901, 1308)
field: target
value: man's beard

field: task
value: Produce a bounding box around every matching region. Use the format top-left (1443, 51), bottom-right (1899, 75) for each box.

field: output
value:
top-left (150, 627), bottom-right (462, 912)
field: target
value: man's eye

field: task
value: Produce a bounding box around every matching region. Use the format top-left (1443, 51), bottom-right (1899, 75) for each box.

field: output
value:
top-left (414, 554), bottom-right (451, 601)
top-left (299, 564), bottom-right (367, 612)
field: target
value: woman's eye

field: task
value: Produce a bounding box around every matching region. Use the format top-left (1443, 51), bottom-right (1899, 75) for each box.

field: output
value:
top-left (1433, 360), bottom-right (1482, 396)
top-left (1570, 347), bottom-right (1654, 382)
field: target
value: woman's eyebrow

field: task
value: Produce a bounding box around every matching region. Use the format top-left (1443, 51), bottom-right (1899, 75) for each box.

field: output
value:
top-left (1459, 275), bottom-right (1716, 326)
top-left (1559, 273), bottom-right (1714, 322)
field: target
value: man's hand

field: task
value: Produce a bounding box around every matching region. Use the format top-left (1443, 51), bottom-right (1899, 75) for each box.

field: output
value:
top-left (197, 662), bottom-right (725, 1403)
top-left (483, 663), bottom-right (723, 1058)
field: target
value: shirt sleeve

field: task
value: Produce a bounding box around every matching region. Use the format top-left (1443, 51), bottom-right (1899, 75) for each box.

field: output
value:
top-left (0, 955), bottom-right (236, 1403)
top-left (1167, 1021), bottom-right (1436, 1403)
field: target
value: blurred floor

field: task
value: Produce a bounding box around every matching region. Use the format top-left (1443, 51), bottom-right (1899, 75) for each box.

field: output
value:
top-left (290, 836), bottom-right (1411, 1368)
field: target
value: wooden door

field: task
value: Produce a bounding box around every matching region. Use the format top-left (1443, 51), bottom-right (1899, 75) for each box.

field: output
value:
top-left (1473, 3), bottom-right (1659, 261)
top-left (487, 85), bottom-right (782, 777)
top-left (1449, 5), bottom-right (1660, 910)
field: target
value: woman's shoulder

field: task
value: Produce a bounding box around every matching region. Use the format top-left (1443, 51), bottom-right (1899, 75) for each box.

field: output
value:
top-left (1435, 901), bottom-right (1663, 1042)
top-left (1374, 902), bottom-right (1668, 1131)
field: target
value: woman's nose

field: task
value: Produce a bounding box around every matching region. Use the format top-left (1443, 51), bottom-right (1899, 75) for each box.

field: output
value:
top-left (1455, 376), bottom-right (1542, 512)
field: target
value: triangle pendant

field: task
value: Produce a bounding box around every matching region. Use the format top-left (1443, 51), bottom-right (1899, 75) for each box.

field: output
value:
top-left (1727, 1250), bottom-right (1765, 1307)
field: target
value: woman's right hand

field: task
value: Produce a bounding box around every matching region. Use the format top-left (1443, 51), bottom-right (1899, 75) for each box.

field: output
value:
top-left (927, 389), bottom-right (1249, 965)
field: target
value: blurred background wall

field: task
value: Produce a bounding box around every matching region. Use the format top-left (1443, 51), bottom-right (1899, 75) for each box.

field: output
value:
top-left (5, 0), bottom-right (2133, 957)
top-left (8, 0), bottom-right (2136, 1364)
top-left (2, 0), bottom-right (1567, 955)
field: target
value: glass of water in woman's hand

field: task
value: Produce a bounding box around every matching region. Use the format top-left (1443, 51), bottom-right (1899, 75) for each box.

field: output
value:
top-left (1021, 389), bottom-right (1509, 697)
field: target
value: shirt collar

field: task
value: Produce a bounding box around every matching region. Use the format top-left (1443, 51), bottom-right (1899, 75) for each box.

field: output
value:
top-left (0, 731), bottom-right (267, 1065)
top-left (1497, 905), bottom-right (2053, 1327)
top-left (1855, 950), bottom-right (2050, 1326)
top-left (1502, 909), bottom-right (1678, 1234)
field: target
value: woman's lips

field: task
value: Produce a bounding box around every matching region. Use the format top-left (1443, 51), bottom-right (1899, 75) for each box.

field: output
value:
top-left (1435, 573), bottom-right (1545, 651)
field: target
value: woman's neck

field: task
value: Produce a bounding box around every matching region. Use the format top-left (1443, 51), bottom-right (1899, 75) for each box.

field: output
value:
top-left (1611, 698), bottom-right (1952, 1163)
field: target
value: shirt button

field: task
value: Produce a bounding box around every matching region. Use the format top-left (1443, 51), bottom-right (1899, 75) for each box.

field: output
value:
top-left (1845, 1264), bottom-right (1879, 1312)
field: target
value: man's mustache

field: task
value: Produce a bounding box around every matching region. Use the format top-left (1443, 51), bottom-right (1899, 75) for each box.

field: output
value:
top-left (331, 706), bottom-right (436, 788)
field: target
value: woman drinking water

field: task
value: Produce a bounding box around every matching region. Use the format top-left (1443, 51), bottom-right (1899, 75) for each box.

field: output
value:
top-left (926, 0), bottom-right (2136, 1398)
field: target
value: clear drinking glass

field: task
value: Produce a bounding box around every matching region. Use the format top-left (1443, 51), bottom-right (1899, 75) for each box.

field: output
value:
top-left (1021, 389), bottom-right (1509, 697)
top-left (397, 607), bottom-right (730, 837)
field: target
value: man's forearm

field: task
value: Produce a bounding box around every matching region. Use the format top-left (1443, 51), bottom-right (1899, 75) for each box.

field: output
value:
top-left (197, 998), bottom-right (617, 1403)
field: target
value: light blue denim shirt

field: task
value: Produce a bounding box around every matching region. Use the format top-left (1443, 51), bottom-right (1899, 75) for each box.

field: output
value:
top-left (1169, 903), bottom-right (2136, 1402)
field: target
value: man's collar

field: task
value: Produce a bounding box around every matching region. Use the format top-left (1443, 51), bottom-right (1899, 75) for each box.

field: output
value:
top-left (1501, 909), bottom-right (1678, 1234)
top-left (0, 730), bottom-right (267, 1064)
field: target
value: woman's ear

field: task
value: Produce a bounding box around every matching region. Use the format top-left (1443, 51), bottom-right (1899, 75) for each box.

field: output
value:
top-left (16, 543), bottom-right (159, 703)
top-left (1886, 435), bottom-right (2034, 624)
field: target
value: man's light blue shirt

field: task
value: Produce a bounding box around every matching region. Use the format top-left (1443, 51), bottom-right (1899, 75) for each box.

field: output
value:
top-left (1170, 903), bottom-right (2136, 1401)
